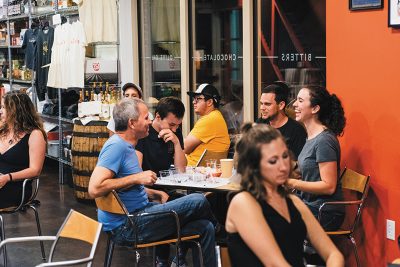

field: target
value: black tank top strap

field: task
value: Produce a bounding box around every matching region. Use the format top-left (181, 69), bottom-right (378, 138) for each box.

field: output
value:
top-left (228, 194), bottom-right (307, 267)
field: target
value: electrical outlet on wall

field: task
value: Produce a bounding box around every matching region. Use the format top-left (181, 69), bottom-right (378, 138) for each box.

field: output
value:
top-left (387, 219), bottom-right (395, 240)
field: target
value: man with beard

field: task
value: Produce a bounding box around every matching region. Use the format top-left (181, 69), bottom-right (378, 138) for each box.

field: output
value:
top-left (256, 81), bottom-right (306, 159)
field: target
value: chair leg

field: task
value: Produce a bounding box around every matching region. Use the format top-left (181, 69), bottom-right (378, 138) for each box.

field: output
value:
top-left (135, 250), bottom-right (140, 267)
top-left (215, 245), bottom-right (221, 267)
top-left (194, 241), bottom-right (204, 267)
top-left (180, 240), bottom-right (203, 267)
top-left (175, 244), bottom-right (180, 267)
top-left (152, 247), bottom-right (156, 267)
top-left (104, 236), bottom-right (115, 267)
top-left (0, 215), bottom-right (7, 267)
top-left (349, 234), bottom-right (360, 267)
top-left (28, 205), bottom-right (46, 261)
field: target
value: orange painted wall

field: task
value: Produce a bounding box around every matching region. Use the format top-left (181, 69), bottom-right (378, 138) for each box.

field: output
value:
top-left (327, 1), bottom-right (400, 266)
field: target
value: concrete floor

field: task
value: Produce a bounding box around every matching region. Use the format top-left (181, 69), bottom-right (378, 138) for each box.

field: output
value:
top-left (0, 159), bottom-right (163, 267)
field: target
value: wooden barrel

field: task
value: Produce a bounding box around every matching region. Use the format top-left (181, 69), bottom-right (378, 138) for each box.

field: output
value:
top-left (71, 120), bottom-right (109, 201)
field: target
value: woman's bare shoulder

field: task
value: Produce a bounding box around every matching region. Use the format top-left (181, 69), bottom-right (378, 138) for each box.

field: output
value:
top-left (287, 194), bottom-right (310, 215)
top-left (29, 129), bottom-right (46, 142)
top-left (230, 191), bottom-right (261, 209)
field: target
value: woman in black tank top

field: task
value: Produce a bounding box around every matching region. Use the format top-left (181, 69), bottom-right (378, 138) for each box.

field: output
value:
top-left (0, 91), bottom-right (47, 208)
top-left (226, 123), bottom-right (343, 267)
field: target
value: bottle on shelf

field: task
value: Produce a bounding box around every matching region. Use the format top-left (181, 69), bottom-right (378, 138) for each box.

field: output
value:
top-left (116, 87), bottom-right (121, 102)
top-left (100, 83), bottom-right (110, 120)
top-left (105, 82), bottom-right (111, 103)
top-left (78, 89), bottom-right (84, 103)
top-left (90, 89), bottom-right (95, 101)
top-left (99, 81), bottom-right (105, 101)
top-left (109, 86), bottom-right (117, 116)
top-left (98, 86), bottom-right (103, 103)
top-left (78, 88), bottom-right (84, 117)
top-left (84, 88), bottom-right (90, 102)
top-left (91, 82), bottom-right (97, 101)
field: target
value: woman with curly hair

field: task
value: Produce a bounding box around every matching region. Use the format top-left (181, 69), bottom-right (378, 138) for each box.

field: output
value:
top-left (226, 123), bottom-right (343, 267)
top-left (0, 91), bottom-right (46, 208)
top-left (286, 85), bottom-right (346, 231)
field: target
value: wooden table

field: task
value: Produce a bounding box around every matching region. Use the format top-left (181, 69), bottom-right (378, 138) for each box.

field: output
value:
top-left (152, 178), bottom-right (241, 193)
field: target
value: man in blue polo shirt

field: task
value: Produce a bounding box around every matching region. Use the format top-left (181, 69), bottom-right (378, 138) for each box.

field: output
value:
top-left (89, 98), bottom-right (216, 267)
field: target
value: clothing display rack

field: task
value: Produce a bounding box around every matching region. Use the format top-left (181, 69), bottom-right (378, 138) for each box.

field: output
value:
top-left (0, 0), bottom-right (120, 184)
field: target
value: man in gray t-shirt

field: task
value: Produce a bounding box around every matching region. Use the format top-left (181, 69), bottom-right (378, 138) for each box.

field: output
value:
top-left (297, 130), bottom-right (344, 230)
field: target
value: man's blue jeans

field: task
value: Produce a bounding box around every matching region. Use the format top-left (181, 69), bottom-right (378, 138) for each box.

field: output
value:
top-left (111, 193), bottom-right (217, 267)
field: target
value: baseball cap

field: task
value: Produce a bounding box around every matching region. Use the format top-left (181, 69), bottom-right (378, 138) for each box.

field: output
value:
top-left (187, 83), bottom-right (221, 105)
top-left (122, 83), bottom-right (143, 99)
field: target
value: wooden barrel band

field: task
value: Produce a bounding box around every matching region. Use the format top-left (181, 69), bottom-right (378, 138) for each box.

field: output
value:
top-left (71, 151), bottom-right (100, 157)
top-left (73, 184), bottom-right (89, 192)
top-left (73, 169), bottom-right (92, 176)
top-left (72, 132), bottom-right (109, 138)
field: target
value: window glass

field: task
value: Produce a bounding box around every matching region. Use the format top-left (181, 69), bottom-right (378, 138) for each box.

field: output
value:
top-left (190, 0), bottom-right (243, 134)
top-left (139, 0), bottom-right (181, 114)
top-left (255, 0), bottom-right (326, 118)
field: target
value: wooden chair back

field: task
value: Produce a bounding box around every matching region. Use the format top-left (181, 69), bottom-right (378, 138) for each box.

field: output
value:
top-left (341, 168), bottom-right (370, 196)
top-left (196, 149), bottom-right (228, 167)
top-left (47, 209), bottom-right (102, 266)
top-left (58, 210), bottom-right (102, 245)
top-left (95, 191), bottom-right (128, 215)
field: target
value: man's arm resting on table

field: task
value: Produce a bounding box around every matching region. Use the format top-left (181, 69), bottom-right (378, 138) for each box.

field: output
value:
top-left (88, 166), bottom-right (157, 198)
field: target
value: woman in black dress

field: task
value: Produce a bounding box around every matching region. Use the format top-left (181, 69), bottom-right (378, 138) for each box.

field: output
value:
top-left (226, 123), bottom-right (343, 267)
top-left (0, 91), bottom-right (46, 208)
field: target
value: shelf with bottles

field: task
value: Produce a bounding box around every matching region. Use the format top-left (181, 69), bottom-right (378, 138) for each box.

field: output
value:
top-left (31, 5), bottom-right (79, 19)
top-left (0, 45), bottom-right (22, 48)
top-left (2, 19), bottom-right (30, 49)
top-left (0, 74), bottom-right (33, 84)
top-left (12, 78), bottom-right (32, 84)
top-left (77, 82), bottom-right (121, 121)
top-left (0, 2), bottom-right (27, 21)
top-left (2, 0), bottom-right (77, 15)
top-left (11, 58), bottom-right (32, 81)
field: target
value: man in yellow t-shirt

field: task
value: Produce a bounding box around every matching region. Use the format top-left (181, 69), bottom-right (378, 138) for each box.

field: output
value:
top-left (185, 84), bottom-right (230, 166)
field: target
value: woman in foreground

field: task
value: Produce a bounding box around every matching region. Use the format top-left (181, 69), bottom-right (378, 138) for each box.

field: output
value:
top-left (226, 123), bottom-right (343, 267)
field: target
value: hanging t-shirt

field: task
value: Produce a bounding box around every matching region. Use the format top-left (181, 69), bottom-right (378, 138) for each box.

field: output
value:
top-left (21, 28), bottom-right (38, 70)
top-left (47, 21), bottom-right (86, 89)
top-left (47, 24), bottom-right (64, 89)
top-left (102, 0), bottom-right (117, 42)
top-left (77, 0), bottom-right (117, 43)
top-left (35, 26), bottom-right (54, 100)
top-left (66, 21), bottom-right (86, 88)
top-left (47, 23), bottom-right (70, 89)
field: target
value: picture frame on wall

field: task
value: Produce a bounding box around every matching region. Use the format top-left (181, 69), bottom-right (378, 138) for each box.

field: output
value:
top-left (389, 0), bottom-right (400, 28)
top-left (349, 0), bottom-right (383, 10)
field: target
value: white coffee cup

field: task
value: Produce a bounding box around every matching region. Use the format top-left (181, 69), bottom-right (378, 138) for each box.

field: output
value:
top-left (220, 159), bottom-right (234, 178)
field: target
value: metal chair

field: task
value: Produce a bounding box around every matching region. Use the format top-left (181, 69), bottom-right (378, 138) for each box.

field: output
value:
top-left (95, 190), bottom-right (203, 267)
top-left (0, 209), bottom-right (102, 267)
top-left (0, 177), bottom-right (45, 267)
top-left (318, 167), bottom-right (370, 267)
top-left (196, 149), bottom-right (229, 167)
